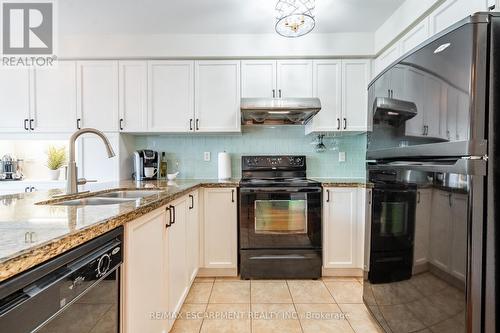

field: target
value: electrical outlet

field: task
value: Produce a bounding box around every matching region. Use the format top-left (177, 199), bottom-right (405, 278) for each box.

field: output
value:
top-left (339, 151), bottom-right (346, 162)
top-left (204, 152), bottom-right (211, 161)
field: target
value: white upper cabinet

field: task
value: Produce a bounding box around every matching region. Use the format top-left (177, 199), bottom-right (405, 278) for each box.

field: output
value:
top-left (76, 61), bottom-right (119, 132)
top-left (148, 60), bottom-right (194, 133)
top-left (0, 68), bottom-right (31, 133)
top-left (400, 18), bottom-right (430, 54)
top-left (32, 61), bottom-right (77, 133)
top-left (195, 61), bottom-right (241, 132)
top-left (430, 0), bottom-right (488, 35)
top-left (373, 43), bottom-right (401, 78)
top-left (305, 60), bottom-right (342, 133)
top-left (119, 61), bottom-right (148, 132)
top-left (241, 60), bottom-right (277, 98)
top-left (342, 59), bottom-right (371, 131)
top-left (276, 60), bottom-right (313, 98)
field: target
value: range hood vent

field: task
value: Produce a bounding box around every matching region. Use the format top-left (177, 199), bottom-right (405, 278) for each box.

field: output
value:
top-left (241, 98), bottom-right (321, 125)
top-left (373, 97), bottom-right (417, 126)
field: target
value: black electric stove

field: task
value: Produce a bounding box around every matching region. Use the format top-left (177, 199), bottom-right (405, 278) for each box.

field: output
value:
top-left (239, 155), bottom-right (322, 279)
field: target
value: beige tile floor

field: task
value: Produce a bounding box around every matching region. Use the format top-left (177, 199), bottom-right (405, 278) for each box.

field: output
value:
top-left (171, 277), bottom-right (383, 333)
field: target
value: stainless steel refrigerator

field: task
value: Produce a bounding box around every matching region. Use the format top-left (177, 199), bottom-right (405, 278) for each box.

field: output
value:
top-left (365, 12), bottom-right (499, 333)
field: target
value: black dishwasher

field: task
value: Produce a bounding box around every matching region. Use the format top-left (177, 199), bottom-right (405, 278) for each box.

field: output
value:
top-left (0, 227), bottom-right (123, 333)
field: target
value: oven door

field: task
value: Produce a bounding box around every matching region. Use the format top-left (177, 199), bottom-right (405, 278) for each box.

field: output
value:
top-left (239, 187), bottom-right (321, 249)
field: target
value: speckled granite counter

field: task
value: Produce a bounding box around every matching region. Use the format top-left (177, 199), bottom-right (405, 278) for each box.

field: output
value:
top-left (0, 179), bottom-right (239, 282)
top-left (312, 178), bottom-right (372, 188)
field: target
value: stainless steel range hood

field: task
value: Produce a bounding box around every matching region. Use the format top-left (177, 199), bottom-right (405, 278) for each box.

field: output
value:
top-left (241, 98), bottom-right (321, 125)
top-left (373, 97), bottom-right (417, 126)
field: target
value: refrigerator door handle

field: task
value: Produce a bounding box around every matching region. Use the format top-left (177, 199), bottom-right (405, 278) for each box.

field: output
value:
top-left (370, 157), bottom-right (486, 175)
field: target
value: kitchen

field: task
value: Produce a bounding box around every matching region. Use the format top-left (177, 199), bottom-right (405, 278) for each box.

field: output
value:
top-left (0, 0), bottom-right (498, 332)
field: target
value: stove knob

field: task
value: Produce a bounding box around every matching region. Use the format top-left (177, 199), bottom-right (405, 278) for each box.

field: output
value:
top-left (97, 254), bottom-right (111, 277)
top-left (295, 157), bottom-right (302, 165)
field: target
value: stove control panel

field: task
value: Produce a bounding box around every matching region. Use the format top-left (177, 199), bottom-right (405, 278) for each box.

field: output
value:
top-left (242, 155), bottom-right (305, 169)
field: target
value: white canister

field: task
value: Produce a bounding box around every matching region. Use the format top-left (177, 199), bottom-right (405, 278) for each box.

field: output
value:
top-left (218, 152), bottom-right (231, 180)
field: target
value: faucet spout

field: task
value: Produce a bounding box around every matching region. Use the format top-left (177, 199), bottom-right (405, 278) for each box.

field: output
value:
top-left (66, 128), bottom-right (115, 195)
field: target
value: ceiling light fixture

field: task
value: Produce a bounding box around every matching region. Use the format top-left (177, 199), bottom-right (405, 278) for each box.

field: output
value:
top-left (275, 0), bottom-right (315, 38)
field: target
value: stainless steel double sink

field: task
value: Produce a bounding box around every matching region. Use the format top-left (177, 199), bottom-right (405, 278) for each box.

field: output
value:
top-left (52, 190), bottom-right (163, 206)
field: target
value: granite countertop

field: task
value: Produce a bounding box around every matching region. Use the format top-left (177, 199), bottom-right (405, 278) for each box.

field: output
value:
top-left (312, 178), bottom-right (372, 188)
top-left (0, 179), bottom-right (239, 283)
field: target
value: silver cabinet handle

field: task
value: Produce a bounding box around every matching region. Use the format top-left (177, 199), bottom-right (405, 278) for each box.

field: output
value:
top-left (231, 189), bottom-right (235, 203)
top-left (24, 119), bottom-right (29, 131)
top-left (417, 191), bottom-right (421, 204)
top-left (326, 189), bottom-right (330, 202)
top-left (119, 118), bottom-right (124, 130)
top-left (278, 89), bottom-right (282, 98)
top-left (77, 118), bottom-right (81, 129)
top-left (196, 119), bottom-right (199, 131)
top-left (272, 89), bottom-right (275, 98)
top-left (343, 118), bottom-right (347, 130)
top-left (29, 119), bottom-right (35, 130)
top-left (337, 118), bottom-right (340, 130)
top-left (189, 194), bottom-right (194, 209)
top-left (166, 206), bottom-right (171, 228)
top-left (189, 119), bottom-right (193, 131)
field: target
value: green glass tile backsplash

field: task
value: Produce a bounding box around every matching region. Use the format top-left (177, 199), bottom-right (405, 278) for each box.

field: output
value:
top-left (135, 127), bottom-right (367, 179)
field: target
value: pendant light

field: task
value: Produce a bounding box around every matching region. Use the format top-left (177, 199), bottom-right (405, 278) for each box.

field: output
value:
top-left (275, 0), bottom-right (316, 38)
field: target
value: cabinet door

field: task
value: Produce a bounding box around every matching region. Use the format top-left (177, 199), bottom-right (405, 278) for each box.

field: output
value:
top-left (0, 68), bottom-right (31, 132)
top-left (32, 61), bottom-right (77, 132)
top-left (400, 18), bottom-right (430, 54)
top-left (241, 60), bottom-right (277, 98)
top-left (276, 60), bottom-right (313, 98)
top-left (195, 61), bottom-right (241, 132)
top-left (413, 189), bottom-right (432, 269)
top-left (323, 187), bottom-right (359, 268)
top-left (342, 59), bottom-right (370, 131)
top-left (424, 75), bottom-right (445, 138)
top-left (123, 208), bottom-right (168, 333)
top-left (373, 43), bottom-right (401, 78)
top-left (430, 190), bottom-right (452, 272)
top-left (430, 0), bottom-right (487, 35)
top-left (451, 193), bottom-right (468, 281)
top-left (148, 61), bottom-right (194, 132)
top-left (77, 133), bottom-right (119, 182)
top-left (77, 61), bottom-right (119, 131)
top-left (305, 60), bottom-right (342, 133)
top-left (404, 68), bottom-right (426, 137)
top-left (167, 197), bottom-right (189, 330)
top-left (203, 188), bottom-right (237, 269)
top-left (119, 61), bottom-right (148, 132)
top-left (186, 190), bottom-right (200, 283)
top-left (389, 65), bottom-right (407, 100)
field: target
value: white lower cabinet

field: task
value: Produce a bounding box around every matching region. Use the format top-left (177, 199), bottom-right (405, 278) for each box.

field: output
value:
top-left (322, 187), bottom-right (363, 272)
top-left (166, 197), bottom-right (189, 331)
top-left (202, 187), bottom-right (238, 271)
top-left (123, 207), bottom-right (169, 333)
top-left (186, 190), bottom-right (200, 283)
top-left (413, 189), bottom-right (432, 271)
top-left (123, 192), bottom-right (201, 333)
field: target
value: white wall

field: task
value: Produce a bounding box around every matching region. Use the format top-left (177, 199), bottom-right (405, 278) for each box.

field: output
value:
top-left (59, 32), bottom-right (374, 59)
top-left (374, 0), bottom-right (442, 54)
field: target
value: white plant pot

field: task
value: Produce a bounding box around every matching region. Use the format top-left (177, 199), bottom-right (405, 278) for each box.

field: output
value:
top-left (48, 169), bottom-right (61, 180)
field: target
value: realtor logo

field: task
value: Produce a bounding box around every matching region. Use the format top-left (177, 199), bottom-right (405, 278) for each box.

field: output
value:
top-left (1, 1), bottom-right (56, 66)
top-left (2, 2), bottom-right (53, 54)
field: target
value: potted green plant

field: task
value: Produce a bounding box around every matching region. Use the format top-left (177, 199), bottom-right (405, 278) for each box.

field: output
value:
top-left (46, 146), bottom-right (66, 180)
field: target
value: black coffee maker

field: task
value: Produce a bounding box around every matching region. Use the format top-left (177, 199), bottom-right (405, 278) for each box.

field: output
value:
top-left (132, 150), bottom-right (159, 180)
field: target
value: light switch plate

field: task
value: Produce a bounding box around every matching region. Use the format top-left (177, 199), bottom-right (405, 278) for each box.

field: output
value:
top-left (204, 152), bottom-right (211, 161)
top-left (339, 151), bottom-right (346, 162)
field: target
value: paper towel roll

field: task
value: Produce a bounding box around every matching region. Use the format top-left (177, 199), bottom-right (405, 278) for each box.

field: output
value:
top-left (218, 152), bottom-right (231, 180)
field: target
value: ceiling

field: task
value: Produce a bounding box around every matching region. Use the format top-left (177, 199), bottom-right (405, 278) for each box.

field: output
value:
top-left (59, 0), bottom-right (406, 35)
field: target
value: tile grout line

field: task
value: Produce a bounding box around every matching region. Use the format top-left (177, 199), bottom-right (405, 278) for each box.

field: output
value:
top-left (321, 280), bottom-right (359, 333)
top-left (286, 280), bottom-right (305, 333)
top-left (198, 280), bottom-right (214, 333)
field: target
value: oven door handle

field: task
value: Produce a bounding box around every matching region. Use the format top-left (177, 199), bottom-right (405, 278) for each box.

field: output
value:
top-left (239, 187), bottom-right (322, 193)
